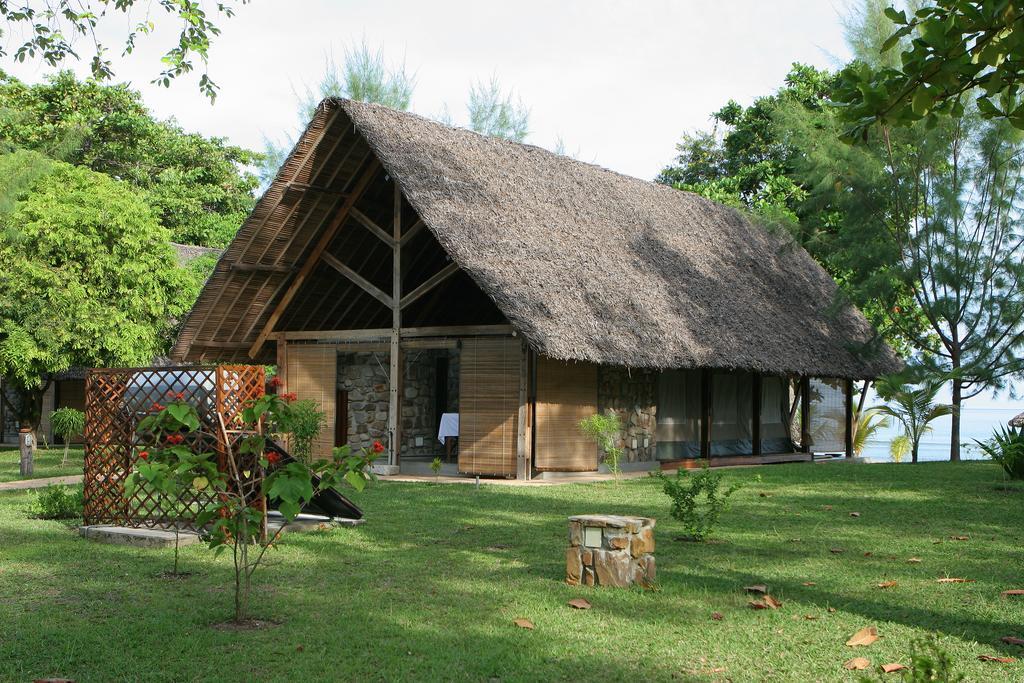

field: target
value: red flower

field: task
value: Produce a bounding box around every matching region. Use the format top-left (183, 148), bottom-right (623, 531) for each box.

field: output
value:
top-left (139, 451), bottom-right (149, 460)
top-left (281, 392), bottom-right (297, 402)
top-left (166, 390), bottom-right (175, 398)
top-left (165, 433), bottom-right (184, 445)
top-left (175, 392), bottom-right (185, 401)
top-left (269, 376), bottom-right (282, 388)
top-left (266, 451), bottom-right (281, 465)
top-left (372, 440), bottom-right (385, 454)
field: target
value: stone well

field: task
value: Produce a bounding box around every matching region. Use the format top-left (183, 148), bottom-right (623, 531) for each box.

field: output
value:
top-left (566, 514), bottom-right (655, 588)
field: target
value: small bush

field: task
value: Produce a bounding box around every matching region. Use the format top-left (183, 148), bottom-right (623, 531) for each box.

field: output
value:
top-left (975, 426), bottom-right (1024, 480)
top-left (33, 484), bottom-right (84, 519)
top-left (579, 411), bottom-right (624, 480)
top-left (656, 463), bottom-right (742, 541)
top-left (287, 399), bottom-right (326, 463)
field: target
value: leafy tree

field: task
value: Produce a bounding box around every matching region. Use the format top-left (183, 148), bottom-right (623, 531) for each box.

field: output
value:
top-left (0, 152), bottom-right (189, 433)
top-left (1, 0), bottom-right (248, 100)
top-left (50, 406), bottom-right (84, 465)
top-left (0, 71), bottom-right (259, 247)
top-left (578, 411), bottom-right (624, 481)
top-left (872, 376), bottom-right (952, 463)
top-left (261, 41), bottom-right (415, 186)
top-left (467, 76), bottom-right (529, 141)
top-left (836, 1), bottom-right (1024, 137)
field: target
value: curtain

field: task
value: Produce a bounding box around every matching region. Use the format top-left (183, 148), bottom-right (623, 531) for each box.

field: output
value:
top-left (655, 369), bottom-right (701, 459)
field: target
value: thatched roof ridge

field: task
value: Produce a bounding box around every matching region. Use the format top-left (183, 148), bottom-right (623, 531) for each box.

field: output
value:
top-left (337, 98), bottom-right (898, 378)
top-left (171, 98), bottom-right (900, 378)
top-left (1011, 412), bottom-right (1024, 428)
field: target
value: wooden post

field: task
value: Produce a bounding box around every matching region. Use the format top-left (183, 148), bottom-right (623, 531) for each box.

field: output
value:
top-left (751, 373), bottom-right (762, 457)
top-left (516, 341), bottom-right (530, 481)
top-left (19, 427), bottom-right (34, 477)
top-left (276, 338), bottom-right (288, 392)
top-left (387, 183), bottom-right (403, 468)
top-left (700, 369), bottom-right (712, 460)
top-left (844, 378), bottom-right (855, 458)
top-left (800, 377), bottom-right (811, 454)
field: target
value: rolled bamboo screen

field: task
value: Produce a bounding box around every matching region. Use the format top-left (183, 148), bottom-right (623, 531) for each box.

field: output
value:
top-left (458, 337), bottom-right (521, 476)
top-left (534, 357), bottom-right (598, 471)
top-left (285, 344), bottom-right (337, 459)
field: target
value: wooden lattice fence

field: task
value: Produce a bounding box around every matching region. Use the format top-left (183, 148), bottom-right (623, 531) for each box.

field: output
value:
top-left (83, 365), bottom-right (265, 529)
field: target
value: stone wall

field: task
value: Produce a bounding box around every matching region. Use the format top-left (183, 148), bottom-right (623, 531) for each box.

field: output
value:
top-left (597, 367), bottom-right (657, 462)
top-left (566, 514), bottom-right (655, 588)
top-left (336, 349), bottom-right (459, 458)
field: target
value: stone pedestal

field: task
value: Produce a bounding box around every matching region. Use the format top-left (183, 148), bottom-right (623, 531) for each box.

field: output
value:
top-left (566, 514), bottom-right (655, 588)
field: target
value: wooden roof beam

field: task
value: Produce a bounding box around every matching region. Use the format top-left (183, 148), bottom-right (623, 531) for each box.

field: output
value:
top-left (350, 207), bottom-right (395, 246)
top-left (248, 158), bottom-right (382, 359)
top-left (321, 251), bottom-right (394, 309)
top-left (399, 219), bottom-right (425, 246)
top-left (228, 262), bottom-right (296, 273)
top-left (400, 262), bottom-right (460, 309)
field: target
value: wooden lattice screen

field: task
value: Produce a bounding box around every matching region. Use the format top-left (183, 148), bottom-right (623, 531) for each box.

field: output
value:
top-left (83, 365), bottom-right (265, 529)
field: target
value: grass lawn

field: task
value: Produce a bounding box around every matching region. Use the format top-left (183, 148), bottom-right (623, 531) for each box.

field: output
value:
top-left (1, 461), bottom-right (1023, 681)
top-left (0, 445), bottom-right (84, 483)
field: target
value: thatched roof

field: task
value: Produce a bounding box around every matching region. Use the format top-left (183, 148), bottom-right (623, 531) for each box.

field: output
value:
top-left (172, 98), bottom-right (900, 379)
top-left (172, 242), bottom-right (222, 265)
top-left (1011, 412), bottom-right (1024, 428)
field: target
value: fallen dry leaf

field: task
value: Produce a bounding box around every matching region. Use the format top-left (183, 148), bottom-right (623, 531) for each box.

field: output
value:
top-left (850, 512), bottom-right (861, 518)
top-left (513, 618), bottom-right (534, 630)
top-left (877, 581), bottom-right (898, 589)
top-left (711, 611), bottom-right (723, 621)
top-left (950, 535), bottom-right (969, 541)
top-left (567, 598), bottom-right (591, 610)
top-left (830, 548), bottom-right (845, 554)
top-left (843, 657), bottom-right (871, 670)
top-left (907, 557), bottom-right (922, 564)
top-left (744, 584), bottom-right (768, 594)
top-left (864, 552), bottom-right (874, 557)
top-left (933, 539), bottom-right (944, 544)
top-left (880, 663), bottom-right (907, 673)
top-left (828, 606), bottom-right (837, 613)
top-left (846, 626), bottom-right (880, 647)
top-left (1001, 589), bottom-right (1024, 598)
top-left (802, 581), bottom-right (816, 586)
top-left (978, 655), bottom-right (1016, 663)
top-left (804, 614), bottom-right (818, 620)
top-left (1002, 636), bottom-right (1024, 646)
top-left (937, 577), bottom-right (975, 583)
top-left (295, 644), bottom-right (304, 652)
top-left (749, 595), bottom-right (783, 610)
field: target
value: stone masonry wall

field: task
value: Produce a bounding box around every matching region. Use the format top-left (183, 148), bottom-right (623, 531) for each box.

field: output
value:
top-left (337, 349), bottom-right (458, 458)
top-left (597, 367), bottom-right (657, 462)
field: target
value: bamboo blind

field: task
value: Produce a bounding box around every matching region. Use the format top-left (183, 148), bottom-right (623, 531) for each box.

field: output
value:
top-left (534, 357), bottom-right (599, 471)
top-left (285, 345), bottom-right (337, 459)
top-left (458, 337), bottom-right (521, 476)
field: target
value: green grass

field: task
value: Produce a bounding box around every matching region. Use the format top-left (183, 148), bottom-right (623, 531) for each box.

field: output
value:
top-left (1, 461), bottom-right (1023, 681)
top-left (0, 445), bottom-right (84, 482)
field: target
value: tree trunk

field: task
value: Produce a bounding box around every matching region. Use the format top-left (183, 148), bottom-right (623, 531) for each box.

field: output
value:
top-left (950, 379), bottom-right (962, 462)
top-left (912, 438), bottom-right (919, 464)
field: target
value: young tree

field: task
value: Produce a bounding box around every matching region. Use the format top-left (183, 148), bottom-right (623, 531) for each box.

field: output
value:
top-left (467, 76), bottom-right (529, 142)
top-left (0, 152), bottom-right (189, 434)
top-left (873, 376), bottom-right (952, 463)
top-left (0, 71), bottom-right (259, 247)
top-left (1, 0), bottom-right (248, 100)
top-left (261, 41), bottom-right (415, 186)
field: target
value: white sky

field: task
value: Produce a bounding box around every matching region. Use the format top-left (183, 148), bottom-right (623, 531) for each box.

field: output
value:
top-left (6, 0), bottom-right (1023, 412)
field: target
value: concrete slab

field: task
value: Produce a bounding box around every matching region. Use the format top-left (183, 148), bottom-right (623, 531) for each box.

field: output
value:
top-left (79, 525), bottom-right (201, 549)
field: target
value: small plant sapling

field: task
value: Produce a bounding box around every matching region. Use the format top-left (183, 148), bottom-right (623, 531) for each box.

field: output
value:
top-left (50, 407), bottom-right (85, 466)
top-left (431, 456), bottom-right (442, 481)
top-left (579, 411), bottom-right (624, 481)
top-left (656, 463), bottom-right (742, 541)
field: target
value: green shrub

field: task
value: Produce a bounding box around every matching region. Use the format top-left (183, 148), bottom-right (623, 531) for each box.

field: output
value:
top-left (33, 484), bottom-right (84, 519)
top-left (975, 426), bottom-right (1024, 480)
top-left (656, 463), bottom-right (742, 541)
top-left (50, 406), bottom-right (85, 465)
top-left (858, 635), bottom-right (963, 682)
top-left (287, 399), bottom-right (326, 463)
top-left (579, 411), bottom-right (624, 480)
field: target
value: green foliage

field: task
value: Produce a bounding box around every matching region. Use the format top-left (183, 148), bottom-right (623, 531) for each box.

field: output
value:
top-left (873, 376), bottom-right (952, 463)
top-left (0, 1), bottom-right (247, 100)
top-left (431, 456), bottom-right (443, 479)
top-left (890, 434), bottom-right (911, 463)
top-left (130, 393), bottom-right (380, 620)
top-left (836, 1), bottom-right (1024, 137)
top-left (32, 484), bottom-right (83, 520)
top-left (50, 406), bottom-right (84, 465)
top-left (858, 635), bottom-right (964, 682)
top-left (0, 71), bottom-right (259, 247)
top-left (286, 399), bottom-right (326, 463)
top-left (467, 76), bottom-right (529, 142)
top-left (0, 155), bottom-right (189, 427)
top-left (974, 426), bottom-right (1024, 480)
top-left (853, 409), bottom-right (890, 456)
top-left (656, 464), bottom-right (742, 541)
top-left (578, 411), bottom-right (624, 480)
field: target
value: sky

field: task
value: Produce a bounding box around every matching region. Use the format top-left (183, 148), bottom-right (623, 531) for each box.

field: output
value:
top-left (5, 0), bottom-right (1023, 416)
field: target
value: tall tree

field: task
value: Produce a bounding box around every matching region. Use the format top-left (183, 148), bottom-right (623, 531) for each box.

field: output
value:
top-left (1, 0), bottom-right (248, 100)
top-left (0, 70), bottom-right (259, 246)
top-left (261, 41), bottom-right (415, 186)
top-left (0, 152), bottom-right (191, 432)
top-left (467, 76), bottom-right (529, 141)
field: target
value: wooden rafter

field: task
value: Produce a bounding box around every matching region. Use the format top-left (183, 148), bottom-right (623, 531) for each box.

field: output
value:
top-left (400, 262), bottom-right (460, 309)
top-left (248, 158), bottom-right (382, 359)
top-left (270, 324), bottom-right (514, 341)
top-left (399, 218), bottom-right (425, 246)
top-left (350, 207), bottom-right (394, 246)
top-left (228, 263), bottom-right (295, 274)
top-left (321, 251), bottom-right (394, 308)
